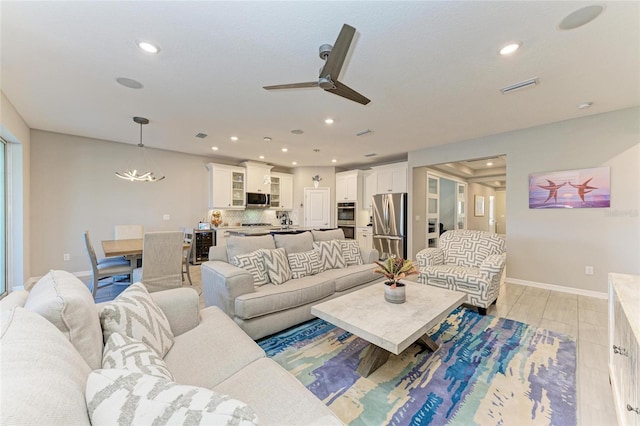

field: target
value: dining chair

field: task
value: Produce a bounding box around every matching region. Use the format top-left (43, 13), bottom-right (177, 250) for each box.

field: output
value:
top-left (181, 227), bottom-right (194, 286)
top-left (83, 231), bottom-right (134, 299)
top-left (132, 231), bottom-right (184, 293)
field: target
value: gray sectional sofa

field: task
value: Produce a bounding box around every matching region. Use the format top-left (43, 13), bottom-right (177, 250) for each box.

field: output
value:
top-left (1, 270), bottom-right (342, 425)
top-left (202, 229), bottom-right (381, 340)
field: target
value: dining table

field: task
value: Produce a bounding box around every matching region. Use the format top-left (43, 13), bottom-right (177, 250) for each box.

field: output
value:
top-left (101, 238), bottom-right (190, 258)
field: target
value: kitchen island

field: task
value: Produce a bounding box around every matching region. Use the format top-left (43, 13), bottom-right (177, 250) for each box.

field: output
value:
top-left (226, 227), bottom-right (334, 237)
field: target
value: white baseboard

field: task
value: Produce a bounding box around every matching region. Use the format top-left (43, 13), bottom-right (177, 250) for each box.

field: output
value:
top-left (505, 276), bottom-right (608, 300)
top-left (19, 270), bottom-right (92, 292)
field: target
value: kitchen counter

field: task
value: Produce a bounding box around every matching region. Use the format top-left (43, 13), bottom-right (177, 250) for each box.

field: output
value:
top-left (226, 227), bottom-right (332, 237)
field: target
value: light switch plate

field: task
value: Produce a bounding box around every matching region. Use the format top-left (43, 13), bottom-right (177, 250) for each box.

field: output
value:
top-left (163, 214), bottom-right (170, 221)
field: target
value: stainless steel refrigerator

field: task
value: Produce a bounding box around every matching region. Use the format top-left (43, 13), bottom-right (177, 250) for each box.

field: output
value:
top-left (372, 193), bottom-right (407, 260)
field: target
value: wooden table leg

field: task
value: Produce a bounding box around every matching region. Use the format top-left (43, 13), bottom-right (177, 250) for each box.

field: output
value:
top-left (357, 344), bottom-right (390, 377)
top-left (416, 334), bottom-right (439, 352)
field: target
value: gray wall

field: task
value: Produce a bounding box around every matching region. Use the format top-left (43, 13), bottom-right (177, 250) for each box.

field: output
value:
top-left (409, 107), bottom-right (640, 294)
top-left (466, 182), bottom-right (496, 232)
top-left (30, 130), bottom-right (211, 276)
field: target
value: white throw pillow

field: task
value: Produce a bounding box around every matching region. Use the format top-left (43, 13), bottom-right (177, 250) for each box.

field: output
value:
top-left (232, 250), bottom-right (269, 286)
top-left (260, 248), bottom-right (291, 285)
top-left (340, 240), bottom-right (363, 266)
top-left (288, 250), bottom-right (323, 279)
top-left (85, 369), bottom-right (258, 426)
top-left (99, 283), bottom-right (174, 358)
top-left (313, 240), bottom-right (347, 270)
top-left (102, 333), bottom-right (174, 381)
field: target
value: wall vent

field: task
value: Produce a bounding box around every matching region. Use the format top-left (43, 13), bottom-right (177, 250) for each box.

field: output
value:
top-left (501, 78), bottom-right (539, 94)
top-left (356, 129), bottom-right (373, 137)
top-left (364, 153), bottom-right (377, 158)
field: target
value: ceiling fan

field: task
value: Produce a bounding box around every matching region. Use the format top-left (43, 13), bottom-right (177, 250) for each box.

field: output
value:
top-left (263, 24), bottom-right (370, 105)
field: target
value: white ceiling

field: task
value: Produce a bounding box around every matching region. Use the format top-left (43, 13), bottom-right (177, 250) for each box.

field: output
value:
top-left (2, 1), bottom-right (639, 170)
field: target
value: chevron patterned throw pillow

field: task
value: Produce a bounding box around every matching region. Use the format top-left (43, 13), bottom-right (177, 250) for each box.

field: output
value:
top-left (340, 240), bottom-right (363, 266)
top-left (313, 240), bottom-right (347, 270)
top-left (86, 369), bottom-right (258, 426)
top-left (260, 248), bottom-right (291, 285)
top-left (102, 333), bottom-right (174, 381)
top-left (288, 250), bottom-right (323, 279)
top-left (99, 283), bottom-right (174, 358)
top-left (231, 250), bottom-right (269, 286)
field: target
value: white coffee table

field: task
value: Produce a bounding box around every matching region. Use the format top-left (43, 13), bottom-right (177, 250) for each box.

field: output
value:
top-left (311, 281), bottom-right (466, 377)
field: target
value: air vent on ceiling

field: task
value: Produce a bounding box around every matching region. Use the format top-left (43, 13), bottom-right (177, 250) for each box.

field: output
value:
top-left (364, 153), bottom-right (377, 158)
top-left (356, 129), bottom-right (373, 137)
top-left (501, 78), bottom-right (539, 94)
top-left (195, 133), bottom-right (208, 139)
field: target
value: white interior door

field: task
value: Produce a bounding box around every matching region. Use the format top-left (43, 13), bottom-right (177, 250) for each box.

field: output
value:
top-left (304, 187), bottom-right (330, 228)
top-left (456, 182), bottom-right (467, 230)
top-left (426, 173), bottom-right (439, 248)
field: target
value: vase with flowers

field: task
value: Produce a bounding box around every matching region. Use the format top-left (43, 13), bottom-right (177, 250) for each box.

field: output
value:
top-left (374, 256), bottom-right (418, 304)
top-left (311, 175), bottom-right (322, 188)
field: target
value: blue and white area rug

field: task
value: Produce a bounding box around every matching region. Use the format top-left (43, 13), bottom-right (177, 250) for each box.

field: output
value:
top-left (258, 307), bottom-right (576, 425)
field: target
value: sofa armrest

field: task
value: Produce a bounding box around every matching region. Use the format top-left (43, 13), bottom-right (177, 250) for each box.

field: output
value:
top-left (360, 248), bottom-right (379, 264)
top-left (479, 253), bottom-right (507, 280)
top-left (416, 248), bottom-right (445, 267)
top-left (201, 261), bottom-right (255, 318)
top-left (150, 287), bottom-right (200, 337)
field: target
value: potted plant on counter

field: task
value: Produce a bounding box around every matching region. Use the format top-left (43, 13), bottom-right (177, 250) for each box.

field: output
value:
top-left (374, 256), bottom-right (418, 304)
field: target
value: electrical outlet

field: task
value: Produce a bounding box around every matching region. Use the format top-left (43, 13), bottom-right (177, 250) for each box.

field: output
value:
top-left (585, 266), bottom-right (594, 275)
top-left (63, 253), bottom-right (70, 261)
top-left (163, 214), bottom-right (170, 221)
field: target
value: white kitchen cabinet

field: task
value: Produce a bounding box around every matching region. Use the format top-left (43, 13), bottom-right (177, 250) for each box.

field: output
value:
top-left (215, 229), bottom-right (232, 248)
top-left (356, 227), bottom-right (373, 251)
top-left (363, 171), bottom-right (376, 210)
top-left (374, 162), bottom-right (407, 194)
top-left (336, 171), bottom-right (359, 201)
top-left (271, 172), bottom-right (293, 210)
top-left (609, 273), bottom-right (640, 426)
top-left (242, 161), bottom-right (272, 194)
top-left (206, 163), bottom-right (245, 209)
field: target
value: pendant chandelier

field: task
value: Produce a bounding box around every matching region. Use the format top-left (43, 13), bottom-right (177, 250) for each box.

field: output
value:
top-left (115, 117), bottom-right (165, 182)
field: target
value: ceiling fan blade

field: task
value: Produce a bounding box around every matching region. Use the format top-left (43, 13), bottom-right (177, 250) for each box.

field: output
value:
top-left (319, 24), bottom-right (356, 80)
top-left (263, 82), bottom-right (319, 90)
top-left (325, 80), bottom-right (370, 105)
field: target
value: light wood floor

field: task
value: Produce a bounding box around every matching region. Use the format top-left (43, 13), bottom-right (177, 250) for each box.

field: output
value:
top-left (93, 268), bottom-right (614, 425)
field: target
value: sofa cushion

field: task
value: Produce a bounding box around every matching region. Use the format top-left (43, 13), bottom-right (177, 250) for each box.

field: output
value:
top-left (340, 239), bottom-right (364, 266)
top-left (260, 248), bottom-right (291, 285)
top-left (313, 240), bottom-right (346, 270)
top-left (231, 250), bottom-right (269, 286)
top-left (273, 231), bottom-right (313, 254)
top-left (102, 333), bottom-right (174, 381)
top-left (99, 282), bottom-right (174, 358)
top-left (421, 265), bottom-right (482, 287)
top-left (321, 263), bottom-right (379, 292)
top-left (0, 290), bottom-right (29, 312)
top-left (235, 276), bottom-right (335, 320)
top-left (288, 249), bottom-right (323, 279)
top-left (86, 369), bottom-right (258, 426)
top-left (1, 307), bottom-right (92, 425)
top-left (24, 269), bottom-right (103, 370)
top-left (227, 235), bottom-right (275, 261)
top-left (311, 228), bottom-right (345, 241)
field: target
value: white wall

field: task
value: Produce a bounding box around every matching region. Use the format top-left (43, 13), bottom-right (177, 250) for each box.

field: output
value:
top-left (1, 91), bottom-right (30, 288)
top-left (292, 167), bottom-right (336, 226)
top-left (409, 107), bottom-right (640, 294)
top-left (466, 182), bottom-right (496, 232)
top-left (30, 130), bottom-right (211, 277)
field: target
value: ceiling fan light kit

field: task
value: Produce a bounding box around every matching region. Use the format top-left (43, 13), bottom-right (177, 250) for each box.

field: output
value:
top-left (263, 24), bottom-right (371, 105)
top-left (115, 117), bottom-right (165, 182)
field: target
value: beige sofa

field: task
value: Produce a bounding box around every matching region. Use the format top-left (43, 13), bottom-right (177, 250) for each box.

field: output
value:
top-left (202, 229), bottom-right (380, 340)
top-left (1, 270), bottom-right (342, 425)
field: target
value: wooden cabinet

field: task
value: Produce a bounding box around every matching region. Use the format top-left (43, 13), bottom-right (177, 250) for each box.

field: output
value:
top-left (356, 227), bottom-right (373, 251)
top-left (207, 163), bottom-right (245, 209)
top-left (363, 171), bottom-right (376, 210)
top-left (271, 172), bottom-right (293, 210)
top-left (609, 273), bottom-right (640, 426)
top-left (242, 161), bottom-right (272, 194)
top-left (336, 171), bottom-right (359, 201)
top-left (374, 162), bottom-right (407, 194)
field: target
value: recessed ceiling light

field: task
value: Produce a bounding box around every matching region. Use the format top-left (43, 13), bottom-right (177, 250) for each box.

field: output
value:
top-left (578, 101), bottom-right (594, 109)
top-left (259, 155), bottom-right (265, 159)
top-left (486, 161), bottom-right (494, 166)
top-left (499, 43), bottom-right (521, 56)
top-left (292, 161), bottom-right (297, 165)
top-left (137, 41), bottom-right (160, 54)
top-left (116, 77), bottom-right (143, 89)
top-left (281, 148), bottom-right (288, 152)
top-left (263, 137), bottom-right (272, 142)
top-left (324, 118), bottom-right (334, 125)
top-left (211, 146), bottom-right (218, 151)
top-left (331, 159), bottom-right (337, 163)
top-left (230, 136), bottom-right (239, 141)
top-left (559, 5), bottom-right (604, 30)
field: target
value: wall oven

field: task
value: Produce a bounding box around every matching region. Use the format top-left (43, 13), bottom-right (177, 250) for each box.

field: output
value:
top-left (337, 202), bottom-right (356, 239)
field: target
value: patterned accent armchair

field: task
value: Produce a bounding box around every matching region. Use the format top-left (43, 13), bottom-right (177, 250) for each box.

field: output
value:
top-left (416, 230), bottom-right (506, 315)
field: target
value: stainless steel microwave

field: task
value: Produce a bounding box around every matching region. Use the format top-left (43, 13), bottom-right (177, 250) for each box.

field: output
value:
top-left (246, 192), bottom-right (270, 208)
